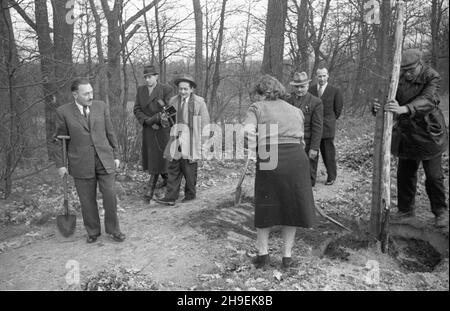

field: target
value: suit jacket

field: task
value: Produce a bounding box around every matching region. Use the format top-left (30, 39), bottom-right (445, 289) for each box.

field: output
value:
top-left (309, 84), bottom-right (343, 138)
top-left (53, 100), bottom-right (119, 179)
top-left (287, 92), bottom-right (323, 151)
top-left (163, 94), bottom-right (210, 161)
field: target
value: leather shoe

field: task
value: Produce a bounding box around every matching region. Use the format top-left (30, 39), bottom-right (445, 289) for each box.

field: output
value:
top-left (325, 179), bottom-right (335, 185)
top-left (111, 232), bottom-right (126, 242)
top-left (392, 210), bottom-right (415, 220)
top-left (252, 254), bottom-right (269, 269)
top-left (435, 210), bottom-right (449, 228)
top-left (282, 257), bottom-right (296, 269)
top-left (181, 196), bottom-right (196, 203)
top-left (155, 197), bottom-right (176, 206)
top-left (86, 234), bottom-right (100, 244)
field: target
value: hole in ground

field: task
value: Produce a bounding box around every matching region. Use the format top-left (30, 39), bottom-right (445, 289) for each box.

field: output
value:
top-left (322, 225), bottom-right (448, 273)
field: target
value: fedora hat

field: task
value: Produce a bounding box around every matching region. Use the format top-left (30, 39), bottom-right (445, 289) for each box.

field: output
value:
top-left (143, 65), bottom-right (159, 76)
top-left (290, 72), bottom-right (311, 86)
top-left (173, 74), bottom-right (197, 88)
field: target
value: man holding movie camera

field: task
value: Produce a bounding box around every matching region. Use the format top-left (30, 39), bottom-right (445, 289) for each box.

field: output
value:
top-left (133, 65), bottom-right (174, 202)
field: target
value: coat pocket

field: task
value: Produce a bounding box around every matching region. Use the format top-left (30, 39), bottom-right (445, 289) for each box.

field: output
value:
top-left (425, 109), bottom-right (445, 138)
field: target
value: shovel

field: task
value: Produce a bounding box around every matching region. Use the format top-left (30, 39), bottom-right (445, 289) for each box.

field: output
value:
top-left (56, 135), bottom-right (76, 237)
top-left (234, 152), bottom-right (252, 206)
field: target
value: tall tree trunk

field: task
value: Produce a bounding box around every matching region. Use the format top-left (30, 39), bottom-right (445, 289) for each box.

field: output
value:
top-left (89, 0), bottom-right (107, 103)
top-left (100, 0), bottom-right (123, 117)
top-left (350, 2), bottom-right (369, 112)
top-left (238, 0), bottom-right (252, 122)
top-left (142, 0), bottom-right (156, 64)
top-left (34, 0), bottom-right (57, 160)
top-left (0, 1), bottom-right (21, 197)
top-left (310, 0), bottom-right (331, 74)
top-left (210, 0), bottom-right (227, 120)
top-left (51, 0), bottom-right (75, 105)
top-left (295, 0), bottom-right (309, 72)
top-left (430, 0), bottom-right (442, 68)
top-left (261, 0), bottom-right (288, 81)
top-left (154, 2), bottom-right (165, 82)
top-left (193, 0), bottom-right (203, 95)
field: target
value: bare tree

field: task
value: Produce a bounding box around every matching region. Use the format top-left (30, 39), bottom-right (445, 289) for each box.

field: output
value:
top-left (261, 0), bottom-right (288, 81)
top-left (0, 1), bottom-right (23, 197)
top-left (88, 0), bottom-right (108, 103)
top-left (210, 0), bottom-right (227, 119)
top-left (193, 0), bottom-right (203, 95)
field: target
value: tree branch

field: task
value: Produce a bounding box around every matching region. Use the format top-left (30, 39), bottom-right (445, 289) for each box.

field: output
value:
top-left (124, 0), bottom-right (159, 30)
top-left (8, 0), bottom-right (37, 31)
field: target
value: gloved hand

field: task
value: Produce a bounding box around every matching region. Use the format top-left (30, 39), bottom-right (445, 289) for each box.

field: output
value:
top-left (144, 112), bottom-right (161, 126)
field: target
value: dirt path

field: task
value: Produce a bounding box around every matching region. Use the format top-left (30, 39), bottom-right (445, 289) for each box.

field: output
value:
top-left (0, 182), bottom-right (238, 290)
top-left (0, 163), bottom-right (355, 290)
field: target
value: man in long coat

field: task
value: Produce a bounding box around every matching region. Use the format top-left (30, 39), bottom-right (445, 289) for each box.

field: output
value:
top-left (134, 65), bottom-right (173, 202)
top-left (309, 67), bottom-right (343, 185)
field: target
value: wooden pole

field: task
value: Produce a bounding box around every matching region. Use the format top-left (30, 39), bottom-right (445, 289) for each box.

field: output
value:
top-left (370, 0), bottom-right (405, 252)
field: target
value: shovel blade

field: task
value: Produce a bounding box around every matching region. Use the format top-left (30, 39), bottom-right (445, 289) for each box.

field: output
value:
top-left (56, 214), bottom-right (76, 237)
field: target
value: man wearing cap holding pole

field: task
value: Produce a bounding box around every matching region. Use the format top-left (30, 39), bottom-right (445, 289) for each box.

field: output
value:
top-left (287, 72), bottom-right (323, 187)
top-left (373, 48), bottom-right (449, 228)
top-left (133, 65), bottom-right (173, 202)
top-left (156, 74), bottom-right (210, 206)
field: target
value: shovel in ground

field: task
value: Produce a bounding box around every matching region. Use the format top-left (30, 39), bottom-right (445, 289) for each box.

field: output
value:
top-left (56, 135), bottom-right (76, 237)
top-left (234, 152), bottom-right (252, 206)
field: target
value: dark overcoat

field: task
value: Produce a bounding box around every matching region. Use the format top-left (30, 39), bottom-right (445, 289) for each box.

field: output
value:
top-left (309, 84), bottom-right (343, 138)
top-left (133, 83), bottom-right (173, 173)
top-left (287, 92), bottom-right (323, 151)
top-left (391, 65), bottom-right (448, 160)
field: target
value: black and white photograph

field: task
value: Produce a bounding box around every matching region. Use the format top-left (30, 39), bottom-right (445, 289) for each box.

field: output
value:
top-left (0, 0), bottom-right (448, 294)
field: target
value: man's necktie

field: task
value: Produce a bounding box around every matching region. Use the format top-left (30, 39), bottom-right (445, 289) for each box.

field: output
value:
top-left (318, 86), bottom-right (324, 98)
top-left (83, 106), bottom-right (89, 119)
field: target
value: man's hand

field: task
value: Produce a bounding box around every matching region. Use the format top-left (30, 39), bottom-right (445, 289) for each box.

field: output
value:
top-left (309, 149), bottom-right (319, 159)
top-left (372, 98), bottom-right (408, 115)
top-left (58, 167), bottom-right (68, 178)
top-left (114, 159), bottom-right (120, 169)
top-left (372, 98), bottom-right (381, 115)
top-left (384, 99), bottom-right (409, 115)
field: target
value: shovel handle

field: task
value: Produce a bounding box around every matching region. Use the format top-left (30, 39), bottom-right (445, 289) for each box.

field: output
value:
top-left (59, 136), bottom-right (70, 215)
top-left (237, 151), bottom-right (252, 187)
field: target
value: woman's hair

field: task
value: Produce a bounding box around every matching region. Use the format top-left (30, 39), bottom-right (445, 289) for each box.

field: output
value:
top-left (252, 74), bottom-right (286, 101)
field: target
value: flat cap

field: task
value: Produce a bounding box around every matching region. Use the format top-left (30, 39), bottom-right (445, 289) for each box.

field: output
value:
top-left (401, 49), bottom-right (421, 69)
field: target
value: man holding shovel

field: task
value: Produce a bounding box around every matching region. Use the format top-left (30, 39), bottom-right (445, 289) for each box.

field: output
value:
top-left (53, 77), bottom-right (125, 243)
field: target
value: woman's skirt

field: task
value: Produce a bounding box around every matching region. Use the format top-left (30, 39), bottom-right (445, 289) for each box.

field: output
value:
top-left (254, 143), bottom-right (316, 228)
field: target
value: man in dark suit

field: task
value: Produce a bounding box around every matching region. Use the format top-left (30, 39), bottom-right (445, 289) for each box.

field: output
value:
top-left (134, 65), bottom-right (173, 202)
top-left (54, 78), bottom-right (125, 243)
top-left (287, 72), bottom-right (323, 187)
top-left (309, 67), bottom-right (343, 185)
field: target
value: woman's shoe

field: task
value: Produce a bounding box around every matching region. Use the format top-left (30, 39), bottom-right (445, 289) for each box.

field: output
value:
top-left (252, 254), bottom-right (269, 269)
top-left (281, 257), bottom-right (295, 269)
